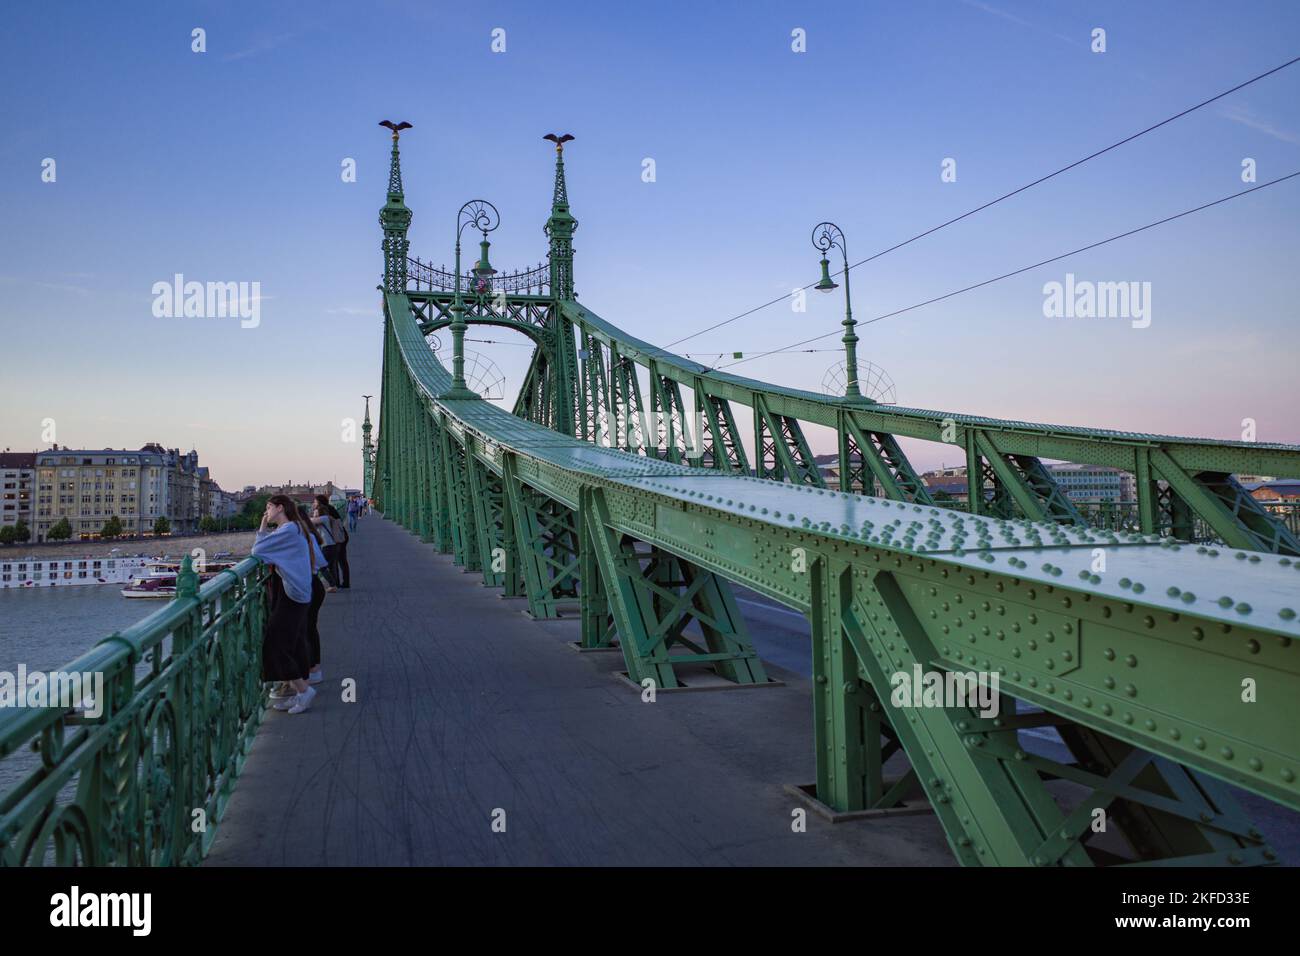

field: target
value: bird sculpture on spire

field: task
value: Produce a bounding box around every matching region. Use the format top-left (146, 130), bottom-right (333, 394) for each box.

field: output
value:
top-left (543, 133), bottom-right (575, 153)
top-left (379, 120), bottom-right (413, 141)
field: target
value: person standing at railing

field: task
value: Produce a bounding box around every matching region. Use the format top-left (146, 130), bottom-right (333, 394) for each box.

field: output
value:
top-left (309, 498), bottom-right (339, 592)
top-left (317, 495), bottom-right (350, 589)
top-left (312, 496), bottom-right (348, 590)
top-left (332, 503), bottom-right (351, 589)
top-left (299, 516), bottom-right (328, 687)
top-left (252, 495), bottom-right (321, 715)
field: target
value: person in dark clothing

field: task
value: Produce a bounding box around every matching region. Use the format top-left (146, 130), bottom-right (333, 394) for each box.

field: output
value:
top-left (316, 494), bottom-right (351, 589)
top-left (309, 498), bottom-right (339, 592)
top-left (253, 495), bottom-right (324, 715)
top-left (300, 517), bottom-right (328, 684)
top-left (334, 532), bottom-right (350, 588)
top-left (333, 508), bottom-right (351, 589)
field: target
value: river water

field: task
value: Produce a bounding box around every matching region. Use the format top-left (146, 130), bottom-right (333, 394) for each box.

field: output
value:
top-left (0, 585), bottom-right (165, 805)
top-left (0, 582), bottom-right (157, 675)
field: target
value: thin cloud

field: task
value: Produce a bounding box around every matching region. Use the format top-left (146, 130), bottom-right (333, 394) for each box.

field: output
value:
top-left (223, 31), bottom-right (301, 62)
top-left (959, 0), bottom-right (1085, 50)
top-left (1219, 104), bottom-right (1300, 146)
top-left (0, 274), bottom-right (95, 296)
top-left (961, 0), bottom-right (1033, 29)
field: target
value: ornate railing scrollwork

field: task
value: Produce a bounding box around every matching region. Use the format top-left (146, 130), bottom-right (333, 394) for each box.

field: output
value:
top-left (406, 256), bottom-right (550, 296)
top-left (0, 557), bottom-right (270, 867)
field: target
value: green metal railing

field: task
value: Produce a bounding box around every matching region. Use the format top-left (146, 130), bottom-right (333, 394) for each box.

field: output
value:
top-left (0, 557), bottom-right (268, 866)
top-left (1073, 500), bottom-right (1300, 541)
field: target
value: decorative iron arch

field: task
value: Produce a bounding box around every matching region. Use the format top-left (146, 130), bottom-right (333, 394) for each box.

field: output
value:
top-left (419, 313), bottom-right (552, 351)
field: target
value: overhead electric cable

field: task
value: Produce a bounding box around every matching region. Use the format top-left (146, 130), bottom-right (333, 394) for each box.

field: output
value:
top-left (658, 55), bottom-right (1300, 353)
top-left (719, 171), bottom-right (1300, 369)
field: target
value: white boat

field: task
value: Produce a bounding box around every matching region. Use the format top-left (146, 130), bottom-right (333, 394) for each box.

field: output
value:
top-left (1, 553), bottom-right (241, 590)
top-left (0, 555), bottom-right (153, 589)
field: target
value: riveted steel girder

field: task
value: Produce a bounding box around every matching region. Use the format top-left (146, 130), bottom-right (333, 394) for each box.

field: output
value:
top-left (754, 393), bottom-right (825, 486)
top-left (1149, 454), bottom-right (1300, 555)
top-left (564, 302), bottom-right (1300, 553)
top-left (697, 390), bottom-right (749, 473)
top-left (811, 556), bottom-right (1274, 865)
top-left (577, 495), bottom-right (616, 649)
top-left (581, 332), bottom-right (612, 448)
top-left (838, 412), bottom-right (934, 504)
top-left (502, 453), bottom-right (580, 619)
top-left (440, 425), bottom-right (479, 571)
top-left (466, 449), bottom-right (518, 591)
top-left (608, 345), bottom-right (649, 456)
top-left (649, 369), bottom-right (692, 464)
top-left (513, 345), bottom-right (549, 428)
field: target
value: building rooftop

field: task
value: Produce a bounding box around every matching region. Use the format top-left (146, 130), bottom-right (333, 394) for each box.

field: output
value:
top-left (1251, 479), bottom-right (1300, 493)
top-left (35, 447), bottom-right (171, 465)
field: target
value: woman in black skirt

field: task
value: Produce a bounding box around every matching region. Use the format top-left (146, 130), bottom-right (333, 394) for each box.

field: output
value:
top-left (252, 495), bottom-right (321, 715)
top-left (301, 516), bottom-right (328, 685)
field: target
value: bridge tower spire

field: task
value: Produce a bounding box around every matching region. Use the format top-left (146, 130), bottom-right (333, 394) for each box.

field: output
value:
top-left (379, 121), bottom-right (414, 292)
top-left (361, 394), bottom-right (375, 499)
top-left (543, 134), bottom-right (578, 299)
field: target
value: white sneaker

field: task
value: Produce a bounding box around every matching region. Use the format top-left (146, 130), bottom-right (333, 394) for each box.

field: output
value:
top-left (272, 694), bottom-right (297, 711)
top-left (269, 682), bottom-right (295, 700)
top-left (288, 686), bottom-right (316, 714)
top-left (308, 670), bottom-right (323, 685)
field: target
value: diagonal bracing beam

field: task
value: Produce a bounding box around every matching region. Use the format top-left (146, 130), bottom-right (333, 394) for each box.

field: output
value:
top-left (503, 454), bottom-right (581, 619)
top-left (809, 556), bottom-right (1276, 865)
top-left (581, 485), bottom-right (768, 689)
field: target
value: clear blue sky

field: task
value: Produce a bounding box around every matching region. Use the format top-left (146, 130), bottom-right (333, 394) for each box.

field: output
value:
top-left (1, 0), bottom-right (1297, 488)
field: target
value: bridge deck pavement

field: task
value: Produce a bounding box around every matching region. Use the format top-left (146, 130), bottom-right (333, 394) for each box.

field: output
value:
top-left (205, 514), bottom-right (954, 866)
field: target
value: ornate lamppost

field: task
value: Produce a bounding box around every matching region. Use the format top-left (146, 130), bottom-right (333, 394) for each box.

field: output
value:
top-left (442, 199), bottom-right (499, 399)
top-left (811, 222), bottom-right (863, 401)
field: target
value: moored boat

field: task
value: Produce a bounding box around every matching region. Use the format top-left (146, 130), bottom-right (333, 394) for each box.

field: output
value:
top-left (119, 561), bottom-right (238, 598)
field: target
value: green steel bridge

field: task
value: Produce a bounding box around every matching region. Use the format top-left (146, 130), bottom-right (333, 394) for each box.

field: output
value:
top-left (3, 129), bottom-right (1299, 868)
